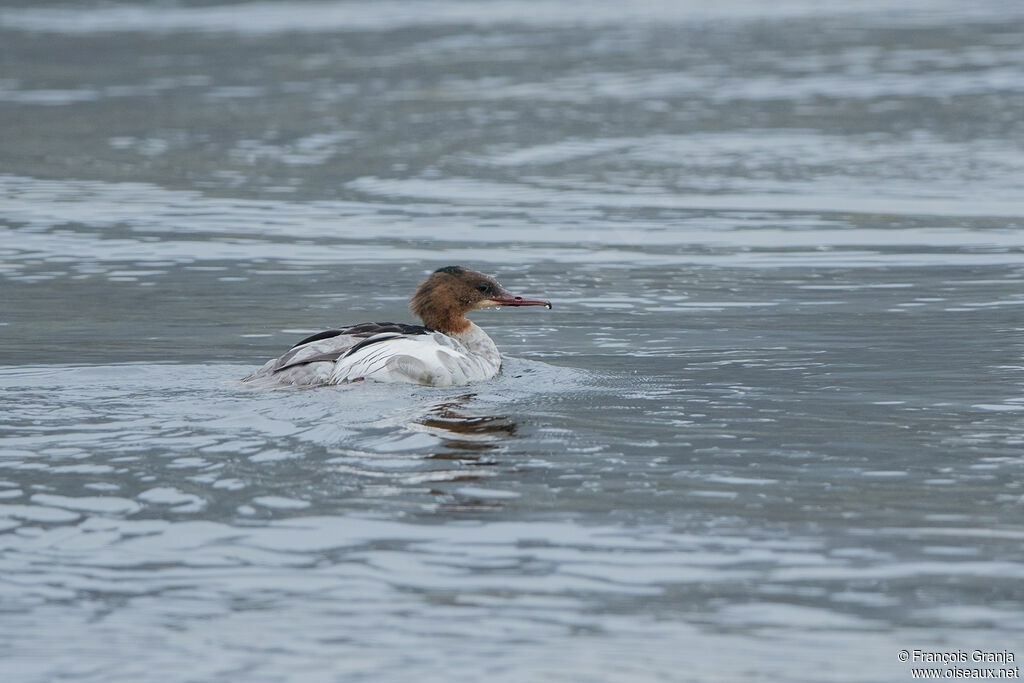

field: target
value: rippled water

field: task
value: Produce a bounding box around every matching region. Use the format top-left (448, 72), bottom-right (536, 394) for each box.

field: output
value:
top-left (2, 1), bottom-right (1024, 681)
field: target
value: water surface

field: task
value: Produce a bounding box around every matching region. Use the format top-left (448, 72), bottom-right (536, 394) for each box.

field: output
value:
top-left (2, 1), bottom-right (1024, 681)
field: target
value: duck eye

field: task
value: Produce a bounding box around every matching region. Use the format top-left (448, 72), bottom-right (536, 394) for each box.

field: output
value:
top-left (476, 283), bottom-right (491, 294)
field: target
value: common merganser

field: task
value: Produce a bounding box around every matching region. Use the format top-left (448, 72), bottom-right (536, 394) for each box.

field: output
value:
top-left (243, 266), bottom-right (551, 387)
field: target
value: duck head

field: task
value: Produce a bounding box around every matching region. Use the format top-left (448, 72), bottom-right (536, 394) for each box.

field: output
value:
top-left (410, 266), bottom-right (551, 334)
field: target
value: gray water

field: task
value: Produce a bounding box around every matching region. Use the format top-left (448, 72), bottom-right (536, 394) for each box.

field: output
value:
top-left (2, 1), bottom-right (1024, 681)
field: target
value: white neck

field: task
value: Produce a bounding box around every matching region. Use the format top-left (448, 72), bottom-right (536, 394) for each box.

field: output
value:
top-left (451, 321), bottom-right (501, 369)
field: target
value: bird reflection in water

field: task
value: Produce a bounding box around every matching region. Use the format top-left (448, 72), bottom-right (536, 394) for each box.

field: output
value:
top-left (399, 395), bottom-right (522, 511)
top-left (409, 394), bottom-right (517, 460)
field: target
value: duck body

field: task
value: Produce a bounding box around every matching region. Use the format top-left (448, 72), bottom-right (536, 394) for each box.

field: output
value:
top-left (245, 320), bottom-right (501, 387)
top-left (243, 266), bottom-right (549, 388)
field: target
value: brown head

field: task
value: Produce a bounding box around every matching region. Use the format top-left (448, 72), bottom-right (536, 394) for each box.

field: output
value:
top-left (410, 266), bottom-right (551, 334)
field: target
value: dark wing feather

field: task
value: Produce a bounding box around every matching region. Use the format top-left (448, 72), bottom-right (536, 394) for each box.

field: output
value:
top-left (339, 322), bottom-right (434, 336)
top-left (273, 350), bottom-right (346, 373)
top-left (290, 322), bottom-right (433, 349)
top-left (342, 332), bottom-right (408, 359)
top-left (273, 322), bottom-right (435, 374)
top-left (290, 329), bottom-right (345, 349)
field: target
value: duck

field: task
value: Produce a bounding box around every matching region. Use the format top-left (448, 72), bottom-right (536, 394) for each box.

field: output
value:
top-left (243, 266), bottom-right (551, 387)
